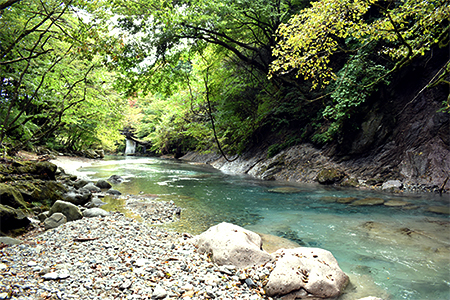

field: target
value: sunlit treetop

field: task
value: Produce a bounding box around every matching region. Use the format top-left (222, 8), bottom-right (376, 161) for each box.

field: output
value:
top-left (270, 0), bottom-right (450, 89)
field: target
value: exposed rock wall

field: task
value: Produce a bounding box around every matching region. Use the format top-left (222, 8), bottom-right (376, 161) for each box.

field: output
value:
top-left (181, 49), bottom-right (449, 191)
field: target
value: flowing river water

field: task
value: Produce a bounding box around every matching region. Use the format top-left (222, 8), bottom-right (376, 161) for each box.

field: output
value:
top-left (77, 156), bottom-right (450, 300)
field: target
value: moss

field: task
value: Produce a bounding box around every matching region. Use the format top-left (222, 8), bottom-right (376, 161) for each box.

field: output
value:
top-left (0, 183), bottom-right (28, 209)
top-left (316, 168), bottom-right (345, 184)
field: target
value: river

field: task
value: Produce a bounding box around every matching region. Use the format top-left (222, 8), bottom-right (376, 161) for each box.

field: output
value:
top-left (78, 156), bottom-right (450, 300)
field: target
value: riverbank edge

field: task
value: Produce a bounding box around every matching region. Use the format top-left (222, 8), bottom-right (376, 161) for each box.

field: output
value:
top-left (179, 145), bottom-right (449, 194)
top-left (1, 154), bottom-right (388, 300)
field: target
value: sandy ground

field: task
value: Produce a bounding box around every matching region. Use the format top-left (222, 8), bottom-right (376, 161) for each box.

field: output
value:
top-left (50, 156), bottom-right (95, 178)
top-left (17, 151), bottom-right (95, 178)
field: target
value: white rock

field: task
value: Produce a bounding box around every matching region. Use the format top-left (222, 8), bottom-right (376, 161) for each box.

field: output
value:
top-left (0, 292), bottom-right (9, 300)
top-left (42, 272), bottom-right (59, 280)
top-left (152, 284), bottom-right (167, 299)
top-left (58, 269), bottom-right (70, 279)
top-left (382, 180), bottom-right (403, 190)
top-left (265, 247), bottom-right (349, 299)
top-left (192, 222), bottom-right (272, 268)
top-left (83, 208), bottom-right (110, 218)
top-left (27, 261), bottom-right (37, 267)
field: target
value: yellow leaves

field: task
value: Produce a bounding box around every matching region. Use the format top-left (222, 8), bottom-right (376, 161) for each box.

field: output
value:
top-left (270, 0), bottom-right (372, 88)
top-left (270, 0), bottom-right (449, 88)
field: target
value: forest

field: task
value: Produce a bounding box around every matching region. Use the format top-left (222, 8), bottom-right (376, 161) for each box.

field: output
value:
top-left (1, 0), bottom-right (449, 159)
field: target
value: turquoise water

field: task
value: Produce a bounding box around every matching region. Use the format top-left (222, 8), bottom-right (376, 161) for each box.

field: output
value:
top-left (79, 156), bottom-right (450, 300)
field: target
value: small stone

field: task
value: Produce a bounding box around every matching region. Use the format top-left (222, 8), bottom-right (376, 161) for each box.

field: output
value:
top-left (120, 279), bottom-right (132, 289)
top-left (152, 285), bottom-right (167, 299)
top-left (0, 292), bottom-right (8, 300)
top-left (182, 290), bottom-right (195, 297)
top-left (42, 272), bottom-right (59, 280)
top-left (0, 263), bottom-right (7, 270)
top-left (244, 278), bottom-right (257, 288)
top-left (58, 269), bottom-right (70, 279)
top-left (106, 189), bottom-right (122, 195)
top-left (27, 261), bottom-right (37, 267)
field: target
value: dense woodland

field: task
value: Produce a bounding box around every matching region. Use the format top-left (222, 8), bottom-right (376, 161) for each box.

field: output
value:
top-left (1, 0), bottom-right (449, 159)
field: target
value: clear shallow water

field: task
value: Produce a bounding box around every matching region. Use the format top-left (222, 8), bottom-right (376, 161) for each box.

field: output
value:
top-left (79, 156), bottom-right (450, 300)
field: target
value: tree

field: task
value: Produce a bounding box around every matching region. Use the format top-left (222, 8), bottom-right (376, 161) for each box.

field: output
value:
top-left (0, 0), bottom-right (126, 154)
top-left (102, 0), bottom-right (309, 95)
top-left (270, 0), bottom-right (449, 89)
top-left (270, 0), bottom-right (449, 143)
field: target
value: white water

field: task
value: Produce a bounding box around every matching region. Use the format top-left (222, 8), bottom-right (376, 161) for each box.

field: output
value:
top-left (125, 139), bottom-right (136, 155)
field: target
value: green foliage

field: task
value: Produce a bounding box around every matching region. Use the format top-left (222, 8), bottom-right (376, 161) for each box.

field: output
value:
top-left (270, 0), bottom-right (450, 89)
top-left (325, 47), bottom-right (390, 119)
top-left (0, 0), bottom-right (127, 153)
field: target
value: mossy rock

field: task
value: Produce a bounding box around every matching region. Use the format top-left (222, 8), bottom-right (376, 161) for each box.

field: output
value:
top-left (0, 183), bottom-right (28, 209)
top-left (267, 187), bottom-right (302, 194)
top-left (17, 161), bottom-right (57, 180)
top-left (0, 204), bottom-right (30, 234)
top-left (14, 180), bottom-right (67, 206)
top-left (351, 197), bottom-right (385, 206)
top-left (316, 168), bottom-right (346, 185)
top-left (336, 197), bottom-right (357, 204)
top-left (427, 206), bottom-right (450, 215)
top-left (340, 177), bottom-right (359, 188)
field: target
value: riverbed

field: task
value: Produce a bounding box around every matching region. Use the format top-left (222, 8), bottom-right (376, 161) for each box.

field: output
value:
top-left (78, 156), bottom-right (450, 300)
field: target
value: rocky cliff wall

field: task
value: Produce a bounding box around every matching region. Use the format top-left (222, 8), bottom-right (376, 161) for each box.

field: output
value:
top-left (181, 48), bottom-right (449, 192)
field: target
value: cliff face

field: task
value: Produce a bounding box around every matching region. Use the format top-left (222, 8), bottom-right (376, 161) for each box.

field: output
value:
top-left (181, 48), bottom-right (449, 192)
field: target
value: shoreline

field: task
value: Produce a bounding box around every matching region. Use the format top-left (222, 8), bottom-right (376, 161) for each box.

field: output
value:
top-left (49, 155), bottom-right (96, 179)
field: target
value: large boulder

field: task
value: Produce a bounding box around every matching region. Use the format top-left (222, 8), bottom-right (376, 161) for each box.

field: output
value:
top-left (0, 204), bottom-right (31, 234)
top-left (192, 222), bottom-right (272, 268)
top-left (16, 161), bottom-right (58, 180)
top-left (108, 175), bottom-right (124, 184)
top-left (44, 212), bottom-right (67, 230)
top-left (95, 179), bottom-right (112, 189)
top-left (0, 184), bottom-right (28, 208)
top-left (265, 248), bottom-right (349, 299)
top-left (80, 183), bottom-right (101, 193)
top-left (48, 200), bottom-right (83, 221)
top-left (14, 180), bottom-right (67, 205)
top-left (83, 208), bottom-right (110, 218)
top-left (316, 168), bottom-right (346, 185)
top-left (73, 179), bottom-right (90, 189)
top-left (62, 189), bottom-right (91, 205)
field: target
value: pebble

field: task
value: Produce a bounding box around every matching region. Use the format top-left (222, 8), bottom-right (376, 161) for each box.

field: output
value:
top-left (0, 198), bottom-right (271, 299)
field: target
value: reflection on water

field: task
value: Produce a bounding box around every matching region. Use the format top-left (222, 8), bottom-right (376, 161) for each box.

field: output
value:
top-left (79, 156), bottom-right (450, 300)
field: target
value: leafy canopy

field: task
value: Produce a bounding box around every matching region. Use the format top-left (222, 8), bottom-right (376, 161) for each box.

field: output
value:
top-left (0, 0), bottom-right (127, 153)
top-left (270, 0), bottom-right (450, 89)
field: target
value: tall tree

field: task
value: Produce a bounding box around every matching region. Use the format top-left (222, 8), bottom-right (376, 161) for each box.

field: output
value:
top-left (104, 0), bottom-right (309, 95)
top-left (0, 0), bottom-right (126, 154)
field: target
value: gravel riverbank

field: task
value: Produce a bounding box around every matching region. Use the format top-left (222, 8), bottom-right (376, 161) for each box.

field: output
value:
top-left (0, 206), bottom-right (268, 300)
top-left (0, 155), bottom-right (270, 299)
